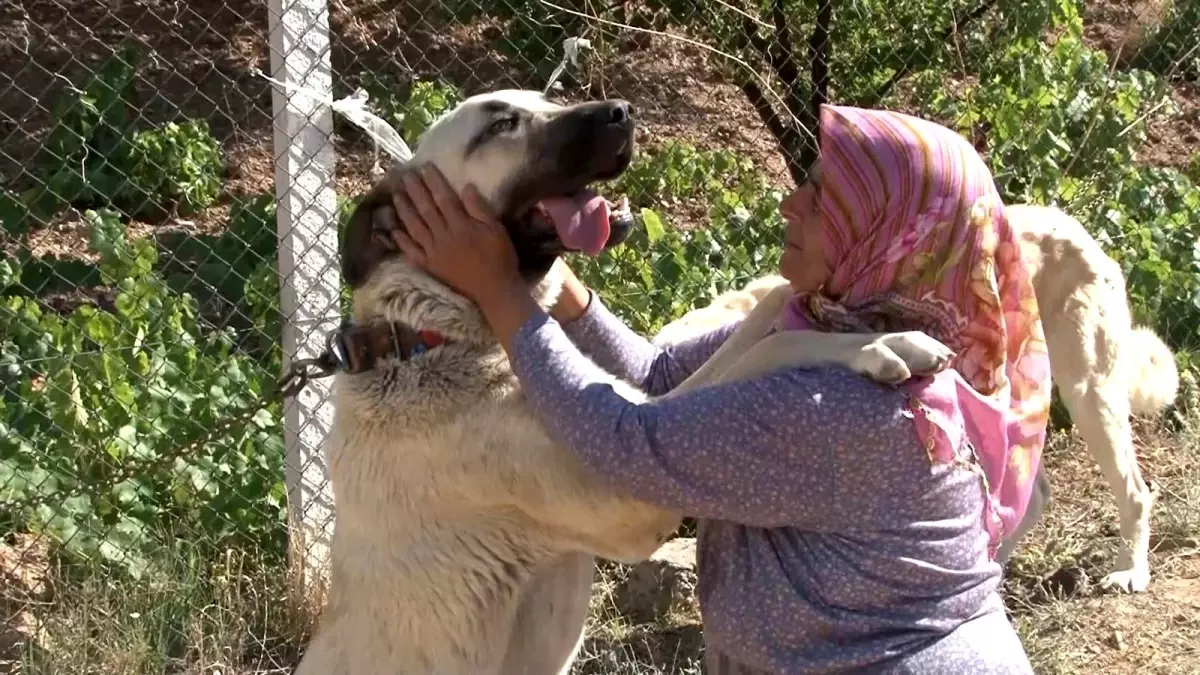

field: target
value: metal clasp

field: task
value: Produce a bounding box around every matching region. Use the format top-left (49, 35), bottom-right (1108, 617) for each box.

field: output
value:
top-left (277, 328), bottom-right (349, 399)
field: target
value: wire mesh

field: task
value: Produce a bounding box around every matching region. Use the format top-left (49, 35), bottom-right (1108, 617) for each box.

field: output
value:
top-left (0, 0), bottom-right (1198, 672)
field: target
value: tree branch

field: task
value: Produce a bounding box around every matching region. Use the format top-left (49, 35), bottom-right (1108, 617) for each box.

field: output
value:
top-left (769, 0), bottom-right (808, 127)
top-left (740, 82), bottom-right (788, 141)
top-left (738, 11), bottom-right (810, 186)
top-left (805, 0), bottom-right (832, 172)
top-left (735, 0), bottom-right (832, 186)
top-left (870, 0), bottom-right (999, 104)
top-left (740, 82), bottom-right (808, 186)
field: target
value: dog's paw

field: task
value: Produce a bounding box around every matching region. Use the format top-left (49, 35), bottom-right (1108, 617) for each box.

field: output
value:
top-left (849, 343), bottom-right (913, 385)
top-left (877, 332), bottom-right (955, 377)
top-left (1099, 566), bottom-right (1151, 594)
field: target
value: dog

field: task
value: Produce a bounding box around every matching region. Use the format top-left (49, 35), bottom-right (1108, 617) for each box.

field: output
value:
top-left (657, 204), bottom-right (1180, 594)
top-left (293, 89), bottom-right (956, 675)
top-left (654, 275), bottom-right (788, 347)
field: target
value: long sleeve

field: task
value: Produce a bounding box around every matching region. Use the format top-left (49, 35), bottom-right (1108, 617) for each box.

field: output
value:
top-left (560, 292), bottom-right (740, 396)
top-left (512, 310), bottom-right (920, 529)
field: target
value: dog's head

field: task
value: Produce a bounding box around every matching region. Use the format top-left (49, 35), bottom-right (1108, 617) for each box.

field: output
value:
top-left (342, 90), bottom-right (637, 302)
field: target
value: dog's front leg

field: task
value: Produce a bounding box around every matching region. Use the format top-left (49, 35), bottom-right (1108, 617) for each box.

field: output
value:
top-left (664, 282), bottom-right (793, 397)
top-left (666, 289), bottom-right (955, 397)
top-left (689, 329), bottom-right (955, 389)
top-left (499, 286), bottom-right (954, 562)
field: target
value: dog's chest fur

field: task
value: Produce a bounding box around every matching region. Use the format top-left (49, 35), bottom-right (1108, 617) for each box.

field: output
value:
top-left (302, 262), bottom-right (585, 673)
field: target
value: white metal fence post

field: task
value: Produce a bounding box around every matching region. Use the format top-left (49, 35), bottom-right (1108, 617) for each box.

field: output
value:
top-left (267, 0), bottom-right (340, 586)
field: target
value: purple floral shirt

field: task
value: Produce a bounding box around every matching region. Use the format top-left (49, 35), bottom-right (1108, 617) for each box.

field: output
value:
top-left (509, 295), bottom-right (1034, 674)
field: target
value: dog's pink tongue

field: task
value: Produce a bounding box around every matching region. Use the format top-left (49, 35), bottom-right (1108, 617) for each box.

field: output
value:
top-left (538, 192), bottom-right (611, 256)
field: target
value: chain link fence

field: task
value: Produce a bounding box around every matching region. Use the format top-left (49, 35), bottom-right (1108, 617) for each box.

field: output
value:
top-left (0, 0), bottom-right (1198, 672)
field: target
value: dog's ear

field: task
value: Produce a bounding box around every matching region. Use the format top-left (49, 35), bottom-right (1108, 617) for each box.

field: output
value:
top-left (341, 172), bottom-right (404, 288)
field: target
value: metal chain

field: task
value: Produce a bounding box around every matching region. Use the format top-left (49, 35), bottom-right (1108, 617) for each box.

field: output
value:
top-left (0, 357), bottom-right (340, 514)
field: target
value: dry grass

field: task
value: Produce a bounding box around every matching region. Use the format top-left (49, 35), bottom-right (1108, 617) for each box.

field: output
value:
top-left (3, 543), bottom-right (318, 675)
top-left (1005, 416), bottom-right (1200, 675)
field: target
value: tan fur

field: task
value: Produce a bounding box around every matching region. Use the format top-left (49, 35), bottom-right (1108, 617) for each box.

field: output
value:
top-left (1005, 204), bottom-right (1176, 593)
top-left (654, 275), bottom-right (788, 346)
top-left (659, 204), bottom-right (1180, 594)
top-left (295, 91), bottom-right (956, 674)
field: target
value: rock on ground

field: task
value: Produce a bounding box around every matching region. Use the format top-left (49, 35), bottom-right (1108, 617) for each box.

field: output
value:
top-left (613, 537), bottom-right (699, 624)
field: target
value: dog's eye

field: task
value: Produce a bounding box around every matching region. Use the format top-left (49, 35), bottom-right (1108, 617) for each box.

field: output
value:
top-left (488, 117), bottom-right (519, 135)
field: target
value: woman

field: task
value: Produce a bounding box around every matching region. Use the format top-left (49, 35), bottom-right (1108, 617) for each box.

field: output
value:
top-left (387, 104), bottom-right (1051, 674)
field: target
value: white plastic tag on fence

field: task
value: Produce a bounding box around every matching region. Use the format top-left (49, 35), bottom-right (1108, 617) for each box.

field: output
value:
top-left (254, 68), bottom-right (414, 162)
top-left (256, 36), bottom-right (588, 164)
top-left (543, 37), bottom-right (593, 95)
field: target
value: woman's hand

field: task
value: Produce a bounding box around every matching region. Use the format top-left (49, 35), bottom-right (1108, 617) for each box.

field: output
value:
top-left (390, 165), bottom-right (523, 306)
top-left (389, 164), bottom-right (542, 352)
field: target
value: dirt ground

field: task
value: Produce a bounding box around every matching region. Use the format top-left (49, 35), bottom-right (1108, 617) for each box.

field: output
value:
top-left (1002, 419), bottom-right (1200, 675)
top-left (1, 0), bottom-right (1198, 673)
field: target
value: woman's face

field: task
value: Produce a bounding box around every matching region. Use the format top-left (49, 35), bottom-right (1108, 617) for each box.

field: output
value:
top-left (779, 183), bottom-right (829, 294)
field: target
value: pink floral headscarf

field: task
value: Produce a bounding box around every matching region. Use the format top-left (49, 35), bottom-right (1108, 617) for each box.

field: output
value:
top-left (779, 105), bottom-right (1053, 557)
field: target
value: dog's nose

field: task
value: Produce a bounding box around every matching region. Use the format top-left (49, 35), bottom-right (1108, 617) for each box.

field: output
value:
top-left (606, 100), bottom-right (633, 125)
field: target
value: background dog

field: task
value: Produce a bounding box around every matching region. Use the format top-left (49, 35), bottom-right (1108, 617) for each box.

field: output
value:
top-left (294, 89), bottom-right (955, 674)
top-left (657, 204), bottom-right (1180, 594)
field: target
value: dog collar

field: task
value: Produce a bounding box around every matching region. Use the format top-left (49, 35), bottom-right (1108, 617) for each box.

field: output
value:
top-left (277, 319), bottom-right (449, 399)
top-left (331, 321), bottom-right (447, 374)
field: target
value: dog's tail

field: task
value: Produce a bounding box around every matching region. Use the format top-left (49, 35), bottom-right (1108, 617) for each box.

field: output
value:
top-left (1126, 326), bottom-right (1179, 416)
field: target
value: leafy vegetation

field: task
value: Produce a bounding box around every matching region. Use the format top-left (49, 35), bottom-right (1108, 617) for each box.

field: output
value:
top-left (0, 207), bottom-right (286, 577)
top-left (358, 77), bottom-right (464, 144)
top-left (20, 46), bottom-right (221, 230)
top-left (0, 51), bottom-right (280, 577)
top-left (576, 142), bottom-right (786, 335)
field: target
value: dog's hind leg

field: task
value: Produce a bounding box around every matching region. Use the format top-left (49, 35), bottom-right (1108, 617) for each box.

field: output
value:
top-left (1040, 268), bottom-right (1155, 593)
top-left (1012, 204), bottom-right (1161, 592)
top-left (500, 552), bottom-right (594, 675)
top-left (1056, 375), bottom-right (1154, 593)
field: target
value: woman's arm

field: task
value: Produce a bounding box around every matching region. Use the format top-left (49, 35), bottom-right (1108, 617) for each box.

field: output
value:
top-left (382, 170), bottom-right (925, 528)
top-left (511, 309), bottom-right (919, 529)
top-left (553, 268), bottom-right (740, 396)
top-left (382, 168), bottom-right (740, 394)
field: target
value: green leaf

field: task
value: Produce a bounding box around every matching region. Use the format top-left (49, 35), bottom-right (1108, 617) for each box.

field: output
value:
top-left (251, 408), bottom-right (277, 430)
top-left (640, 208), bottom-right (666, 243)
